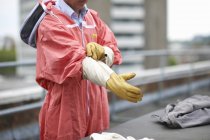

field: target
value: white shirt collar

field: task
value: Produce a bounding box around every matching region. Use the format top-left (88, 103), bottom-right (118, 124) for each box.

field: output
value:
top-left (56, 0), bottom-right (88, 20)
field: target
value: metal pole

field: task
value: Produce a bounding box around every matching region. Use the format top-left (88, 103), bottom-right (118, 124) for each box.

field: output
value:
top-left (0, 60), bottom-right (36, 68)
top-left (0, 101), bottom-right (43, 116)
top-left (187, 52), bottom-right (194, 96)
top-left (157, 54), bottom-right (166, 104)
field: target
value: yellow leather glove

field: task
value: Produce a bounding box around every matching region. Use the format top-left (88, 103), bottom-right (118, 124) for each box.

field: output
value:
top-left (86, 42), bottom-right (105, 61)
top-left (106, 73), bottom-right (143, 103)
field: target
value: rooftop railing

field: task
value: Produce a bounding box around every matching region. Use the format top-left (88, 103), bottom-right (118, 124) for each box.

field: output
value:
top-left (0, 49), bottom-right (210, 117)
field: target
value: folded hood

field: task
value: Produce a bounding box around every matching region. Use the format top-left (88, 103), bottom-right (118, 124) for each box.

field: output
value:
top-left (20, 0), bottom-right (55, 48)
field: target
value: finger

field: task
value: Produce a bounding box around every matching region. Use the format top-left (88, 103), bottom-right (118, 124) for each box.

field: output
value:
top-left (125, 96), bottom-right (140, 103)
top-left (138, 87), bottom-right (143, 98)
top-left (91, 45), bottom-right (98, 60)
top-left (95, 46), bottom-right (101, 59)
top-left (140, 89), bottom-right (143, 98)
top-left (94, 43), bottom-right (104, 60)
top-left (126, 91), bottom-right (141, 99)
top-left (86, 44), bottom-right (93, 57)
top-left (132, 89), bottom-right (143, 99)
top-left (119, 73), bottom-right (136, 81)
top-left (131, 92), bottom-right (142, 100)
top-left (96, 47), bottom-right (105, 60)
top-left (123, 83), bottom-right (141, 95)
top-left (129, 86), bottom-right (143, 97)
top-left (127, 92), bottom-right (143, 102)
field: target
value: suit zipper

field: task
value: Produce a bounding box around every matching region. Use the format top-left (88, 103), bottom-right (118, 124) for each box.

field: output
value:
top-left (80, 24), bottom-right (90, 117)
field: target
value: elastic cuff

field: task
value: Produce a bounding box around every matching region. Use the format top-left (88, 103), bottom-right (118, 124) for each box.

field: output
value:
top-left (104, 46), bottom-right (114, 67)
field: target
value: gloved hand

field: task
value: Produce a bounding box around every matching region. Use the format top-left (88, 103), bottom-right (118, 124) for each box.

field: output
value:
top-left (106, 72), bottom-right (143, 103)
top-left (82, 57), bottom-right (143, 103)
top-left (86, 42), bottom-right (105, 61)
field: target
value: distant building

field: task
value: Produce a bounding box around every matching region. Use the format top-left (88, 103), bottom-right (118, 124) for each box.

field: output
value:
top-left (17, 0), bottom-right (36, 75)
top-left (18, 0), bottom-right (36, 58)
top-left (89, 0), bottom-right (167, 70)
top-left (144, 0), bottom-right (167, 69)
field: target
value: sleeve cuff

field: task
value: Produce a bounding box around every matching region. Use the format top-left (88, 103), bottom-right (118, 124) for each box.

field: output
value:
top-left (104, 46), bottom-right (114, 67)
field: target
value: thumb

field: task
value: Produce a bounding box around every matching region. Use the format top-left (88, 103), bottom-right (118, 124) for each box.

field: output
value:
top-left (119, 73), bottom-right (136, 81)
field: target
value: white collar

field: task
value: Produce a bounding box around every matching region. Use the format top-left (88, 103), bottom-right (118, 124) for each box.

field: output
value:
top-left (55, 0), bottom-right (88, 19)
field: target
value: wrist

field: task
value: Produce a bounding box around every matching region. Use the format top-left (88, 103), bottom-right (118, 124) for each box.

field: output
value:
top-left (104, 46), bottom-right (114, 66)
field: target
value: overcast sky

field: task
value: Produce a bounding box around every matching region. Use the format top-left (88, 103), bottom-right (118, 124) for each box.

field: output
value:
top-left (0, 0), bottom-right (19, 39)
top-left (168, 0), bottom-right (210, 41)
top-left (0, 0), bottom-right (210, 41)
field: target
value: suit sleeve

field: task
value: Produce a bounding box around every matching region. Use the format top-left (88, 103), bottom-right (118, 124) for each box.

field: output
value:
top-left (90, 10), bottom-right (122, 65)
top-left (36, 20), bottom-right (86, 88)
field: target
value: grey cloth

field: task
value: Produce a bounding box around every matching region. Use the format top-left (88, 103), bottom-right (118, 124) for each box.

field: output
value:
top-left (153, 95), bottom-right (210, 128)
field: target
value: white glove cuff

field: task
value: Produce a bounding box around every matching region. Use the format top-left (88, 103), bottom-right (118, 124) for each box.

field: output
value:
top-left (82, 57), bottom-right (114, 87)
top-left (104, 46), bottom-right (114, 67)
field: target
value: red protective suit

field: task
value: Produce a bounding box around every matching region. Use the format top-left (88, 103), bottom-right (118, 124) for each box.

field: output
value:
top-left (36, 6), bottom-right (122, 140)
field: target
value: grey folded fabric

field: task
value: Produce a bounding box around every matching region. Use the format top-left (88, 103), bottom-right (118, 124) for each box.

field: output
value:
top-left (153, 95), bottom-right (210, 128)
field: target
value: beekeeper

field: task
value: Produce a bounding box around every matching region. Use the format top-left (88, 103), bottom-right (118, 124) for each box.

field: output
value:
top-left (20, 0), bottom-right (143, 139)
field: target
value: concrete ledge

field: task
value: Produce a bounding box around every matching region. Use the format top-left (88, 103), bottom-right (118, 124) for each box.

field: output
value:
top-left (0, 86), bottom-right (44, 105)
top-left (127, 60), bottom-right (210, 85)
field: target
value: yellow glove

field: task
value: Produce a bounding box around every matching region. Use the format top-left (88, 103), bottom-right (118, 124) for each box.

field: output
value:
top-left (106, 73), bottom-right (143, 103)
top-left (86, 42), bottom-right (105, 61)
